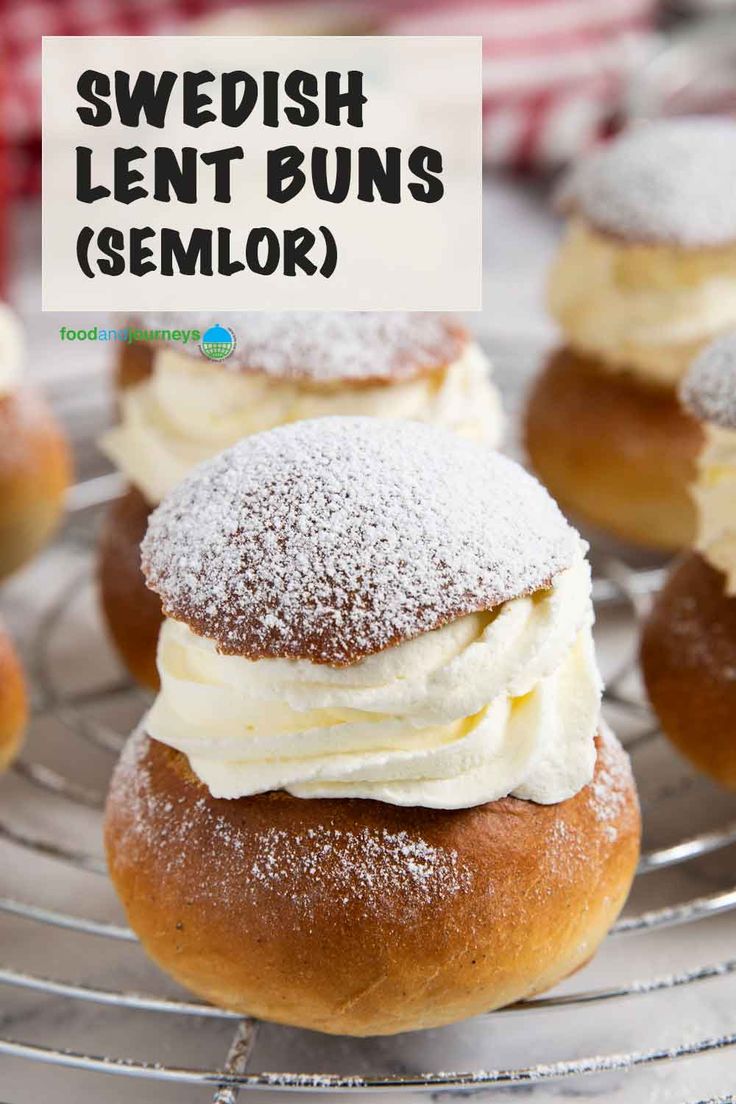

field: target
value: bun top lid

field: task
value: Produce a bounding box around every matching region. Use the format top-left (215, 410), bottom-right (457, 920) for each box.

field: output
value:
top-left (133, 311), bottom-right (467, 386)
top-left (561, 117), bottom-right (736, 247)
top-left (141, 416), bottom-right (579, 666)
top-left (682, 332), bottom-right (736, 430)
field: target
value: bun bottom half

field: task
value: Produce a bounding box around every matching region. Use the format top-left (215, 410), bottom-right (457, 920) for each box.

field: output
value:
top-left (98, 486), bottom-right (161, 690)
top-left (0, 390), bottom-right (71, 580)
top-left (641, 552), bottom-right (736, 789)
top-left (0, 627), bottom-right (27, 771)
top-left (105, 730), bottom-right (640, 1036)
top-left (524, 347), bottom-right (701, 552)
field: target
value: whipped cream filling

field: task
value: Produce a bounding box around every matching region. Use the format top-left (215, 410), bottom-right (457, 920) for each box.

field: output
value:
top-left (102, 342), bottom-right (503, 504)
top-left (0, 304), bottom-right (24, 399)
top-left (549, 220), bottom-right (736, 385)
top-left (693, 424), bottom-right (736, 595)
top-left (145, 548), bottom-right (601, 809)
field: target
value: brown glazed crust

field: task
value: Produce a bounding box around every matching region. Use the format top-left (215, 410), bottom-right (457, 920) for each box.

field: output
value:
top-left (115, 340), bottom-right (154, 391)
top-left (0, 626), bottom-right (27, 771)
top-left (524, 347), bottom-right (702, 551)
top-left (641, 552), bottom-right (736, 789)
top-left (98, 486), bottom-right (162, 690)
top-left (0, 389), bottom-right (72, 580)
top-left (105, 731), bottom-right (640, 1036)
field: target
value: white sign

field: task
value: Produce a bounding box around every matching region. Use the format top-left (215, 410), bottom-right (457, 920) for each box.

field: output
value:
top-left (42, 36), bottom-right (482, 311)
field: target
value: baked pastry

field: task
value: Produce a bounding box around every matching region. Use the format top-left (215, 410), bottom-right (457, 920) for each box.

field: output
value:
top-left (642, 333), bottom-right (736, 787)
top-left (105, 417), bottom-right (640, 1035)
top-left (526, 117), bottom-right (736, 549)
top-left (100, 313), bottom-right (503, 689)
top-left (525, 347), bottom-right (701, 550)
top-left (0, 623), bottom-right (27, 771)
top-left (0, 304), bottom-right (71, 579)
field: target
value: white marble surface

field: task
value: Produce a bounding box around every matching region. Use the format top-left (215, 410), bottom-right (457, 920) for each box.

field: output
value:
top-left (1, 179), bottom-right (736, 1102)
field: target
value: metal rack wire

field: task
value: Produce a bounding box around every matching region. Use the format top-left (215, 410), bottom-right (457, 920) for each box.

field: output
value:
top-left (1, 478), bottom-right (736, 1101)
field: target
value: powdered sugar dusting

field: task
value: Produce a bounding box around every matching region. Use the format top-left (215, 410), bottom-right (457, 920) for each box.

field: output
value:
top-left (134, 311), bottom-right (465, 384)
top-left (588, 726), bottom-right (633, 844)
top-left (141, 417), bottom-right (578, 664)
top-left (681, 332), bottom-right (736, 429)
top-left (666, 589), bottom-right (736, 683)
top-left (248, 825), bottom-right (472, 911)
top-left (564, 118), bottom-right (736, 246)
top-left (111, 729), bottom-right (473, 921)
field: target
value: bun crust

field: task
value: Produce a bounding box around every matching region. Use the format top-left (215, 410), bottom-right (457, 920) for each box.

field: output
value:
top-left (641, 552), bottom-right (736, 788)
top-left (0, 626), bottom-right (27, 771)
top-left (105, 730), bottom-right (640, 1036)
top-left (524, 347), bottom-right (701, 551)
top-left (115, 340), bottom-right (154, 392)
top-left (142, 418), bottom-right (577, 665)
top-left (98, 487), bottom-right (161, 690)
top-left (0, 390), bottom-right (71, 579)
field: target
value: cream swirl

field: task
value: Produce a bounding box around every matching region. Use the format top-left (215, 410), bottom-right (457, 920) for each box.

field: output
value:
top-left (0, 304), bottom-right (24, 399)
top-left (145, 547), bottom-right (600, 809)
top-left (549, 220), bottom-right (736, 385)
top-left (101, 342), bottom-right (503, 504)
top-left (692, 424), bottom-right (736, 595)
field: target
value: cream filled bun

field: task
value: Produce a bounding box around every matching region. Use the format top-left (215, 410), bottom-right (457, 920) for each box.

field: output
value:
top-left (641, 334), bottom-right (736, 788)
top-left (681, 332), bottom-right (736, 595)
top-left (106, 417), bottom-right (640, 1028)
top-left (0, 306), bottom-right (71, 579)
top-left (140, 417), bottom-right (601, 808)
top-left (550, 118), bottom-right (736, 385)
top-left (103, 312), bottom-right (503, 506)
top-left (106, 417), bottom-right (640, 1034)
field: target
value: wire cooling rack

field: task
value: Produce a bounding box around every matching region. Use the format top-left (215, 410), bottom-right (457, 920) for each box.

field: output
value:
top-left (1, 476), bottom-right (736, 1104)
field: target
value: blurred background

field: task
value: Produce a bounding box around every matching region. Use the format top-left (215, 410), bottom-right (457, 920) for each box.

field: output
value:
top-left (4, 0), bottom-right (736, 451)
top-left (4, 0), bottom-right (736, 320)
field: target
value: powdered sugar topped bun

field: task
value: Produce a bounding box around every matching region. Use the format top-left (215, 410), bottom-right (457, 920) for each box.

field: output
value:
top-left (133, 311), bottom-right (466, 386)
top-left (681, 332), bottom-right (736, 430)
top-left (561, 118), bottom-right (736, 247)
top-left (142, 417), bottom-right (579, 665)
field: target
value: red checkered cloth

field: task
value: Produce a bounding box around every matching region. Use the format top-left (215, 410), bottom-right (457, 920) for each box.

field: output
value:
top-left (385, 0), bottom-right (659, 168)
top-left (1, 0), bottom-right (658, 199)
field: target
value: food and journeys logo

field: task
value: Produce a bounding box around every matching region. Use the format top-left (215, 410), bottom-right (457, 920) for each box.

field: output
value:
top-left (200, 324), bottom-right (236, 362)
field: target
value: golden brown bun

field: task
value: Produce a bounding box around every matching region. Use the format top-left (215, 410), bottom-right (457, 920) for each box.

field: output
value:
top-left (105, 730), bottom-right (640, 1036)
top-left (115, 340), bottom-right (154, 392)
top-left (641, 552), bottom-right (736, 789)
top-left (0, 390), bottom-right (71, 580)
top-left (0, 626), bottom-right (27, 771)
top-left (98, 487), bottom-right (161, 690)
top-left (524, 347), bottom-right (701, 551)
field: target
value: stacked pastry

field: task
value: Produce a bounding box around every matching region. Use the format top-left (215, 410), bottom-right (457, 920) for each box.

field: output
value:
top-left (526, 118), bottom-right (736, 550)
top-left (105, 417), bottom-right (640, 1036)
top-left (642, 333), bottom-right (736, 788)
top-left (100, 312), bottom-right (503, 688)
top-left (0, 303), bottom-right (69, 770)
top-left (0, 304), bottom-right (71, 580)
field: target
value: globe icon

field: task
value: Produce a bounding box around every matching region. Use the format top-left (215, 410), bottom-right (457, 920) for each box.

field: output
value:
top-left (200, 324), bottom-right (235, 361)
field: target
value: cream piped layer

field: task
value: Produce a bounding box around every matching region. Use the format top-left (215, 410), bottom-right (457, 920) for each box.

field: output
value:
top-left (549, 220), bottom-right (736, 385)
top-left (0, 305), bottom-right (24, 399)
top-left (101, 342), bottom-right (503, 505)
top-left (692, 424), bottom-right (736, 595)
top-left (145, 547), bottom-right (601, 809)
